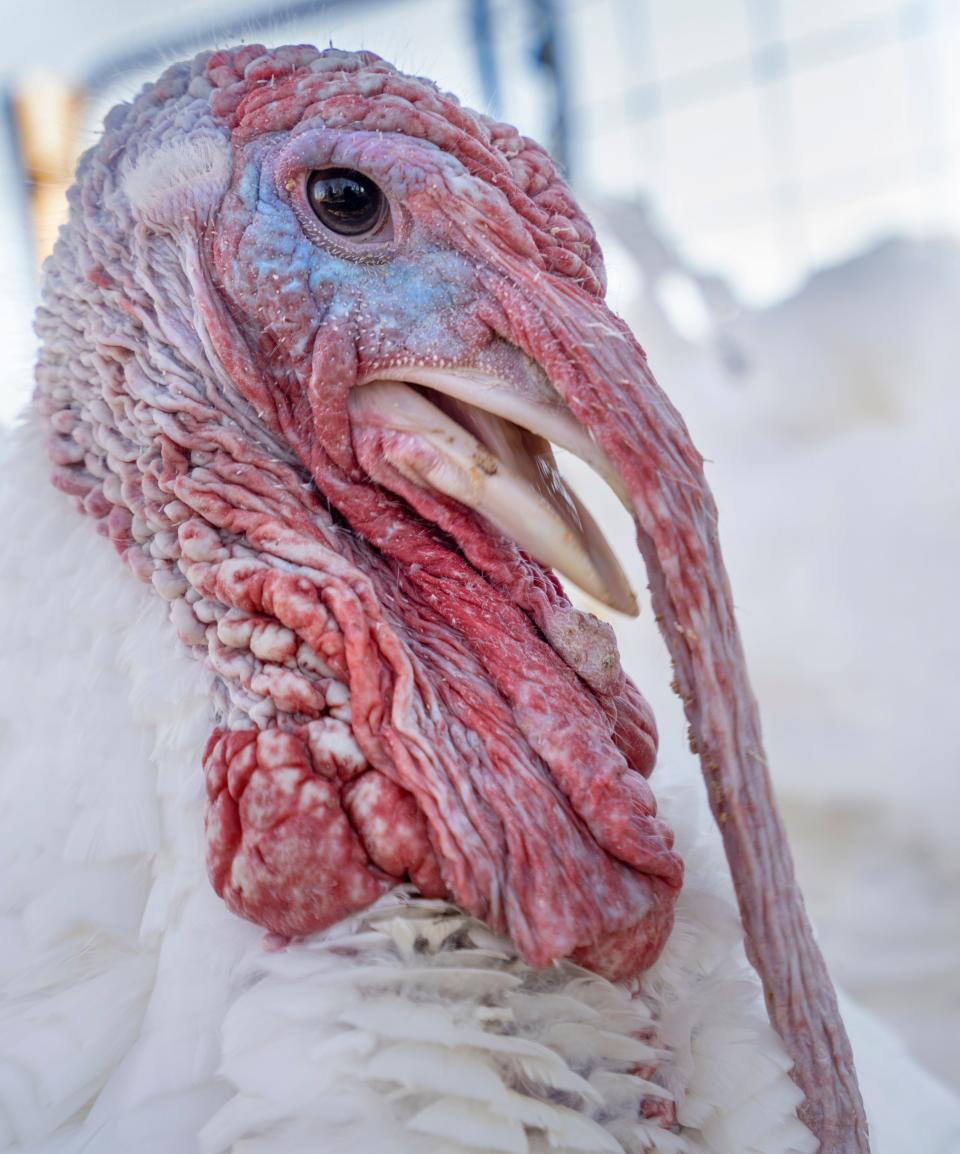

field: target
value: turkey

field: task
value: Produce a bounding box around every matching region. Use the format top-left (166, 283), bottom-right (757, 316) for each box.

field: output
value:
top-left (0, 41), bottom-right (924, 1154)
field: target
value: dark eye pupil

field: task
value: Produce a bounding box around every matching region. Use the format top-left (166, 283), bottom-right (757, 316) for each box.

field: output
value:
top-left (306, 169), bottom-right (385, 236)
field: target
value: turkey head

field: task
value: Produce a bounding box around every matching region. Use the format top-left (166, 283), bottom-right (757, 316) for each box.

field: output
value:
top-left (35, 44), bottom-right (866, 1150)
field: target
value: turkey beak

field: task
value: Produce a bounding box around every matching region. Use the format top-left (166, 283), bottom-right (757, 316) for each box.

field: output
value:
top-left (349, 358), bottom-right (639, 617)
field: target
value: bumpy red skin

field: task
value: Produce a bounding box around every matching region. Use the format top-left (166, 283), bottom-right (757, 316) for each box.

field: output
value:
top-left (197, 47), bottom-right (680, 976)
top-left (34, 45), bottom-right (867, 1150)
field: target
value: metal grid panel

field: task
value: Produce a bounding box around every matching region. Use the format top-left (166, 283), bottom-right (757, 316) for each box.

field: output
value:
top-left (560, 0), bottom-right (960, 301)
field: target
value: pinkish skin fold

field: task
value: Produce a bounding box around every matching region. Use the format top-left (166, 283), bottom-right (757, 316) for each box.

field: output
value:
top-left (34, 43), bottom-right (868, 1152)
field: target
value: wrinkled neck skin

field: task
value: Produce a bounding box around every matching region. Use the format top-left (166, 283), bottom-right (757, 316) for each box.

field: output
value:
top-left (34, 45), bottom-right (868, 1151)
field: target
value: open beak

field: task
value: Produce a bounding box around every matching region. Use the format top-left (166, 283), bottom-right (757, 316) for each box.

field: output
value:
top-left (348, 359), bottom-right (638, 616)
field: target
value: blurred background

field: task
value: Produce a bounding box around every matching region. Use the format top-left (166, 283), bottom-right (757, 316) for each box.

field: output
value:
top-left (2, 0), bottom-right (957, 1101)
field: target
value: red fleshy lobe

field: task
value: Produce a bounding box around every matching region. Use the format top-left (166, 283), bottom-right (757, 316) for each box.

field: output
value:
top-left (204, 727), bottom-right (445, 937)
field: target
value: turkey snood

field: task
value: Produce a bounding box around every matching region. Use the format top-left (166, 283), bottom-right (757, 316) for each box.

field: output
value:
top-left (34, 45), bottom-right (868, 1151)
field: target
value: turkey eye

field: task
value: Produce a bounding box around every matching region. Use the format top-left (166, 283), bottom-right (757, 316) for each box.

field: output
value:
top-left (306, 169), bottom-right (387, 237)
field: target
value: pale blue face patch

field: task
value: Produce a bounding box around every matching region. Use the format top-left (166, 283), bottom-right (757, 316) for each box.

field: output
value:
top-left (224, 142), bottom-right (484, 370)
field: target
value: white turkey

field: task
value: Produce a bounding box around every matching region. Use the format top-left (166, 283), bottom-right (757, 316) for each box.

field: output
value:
top-left (1, 41), bottom-right (952, 1154)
